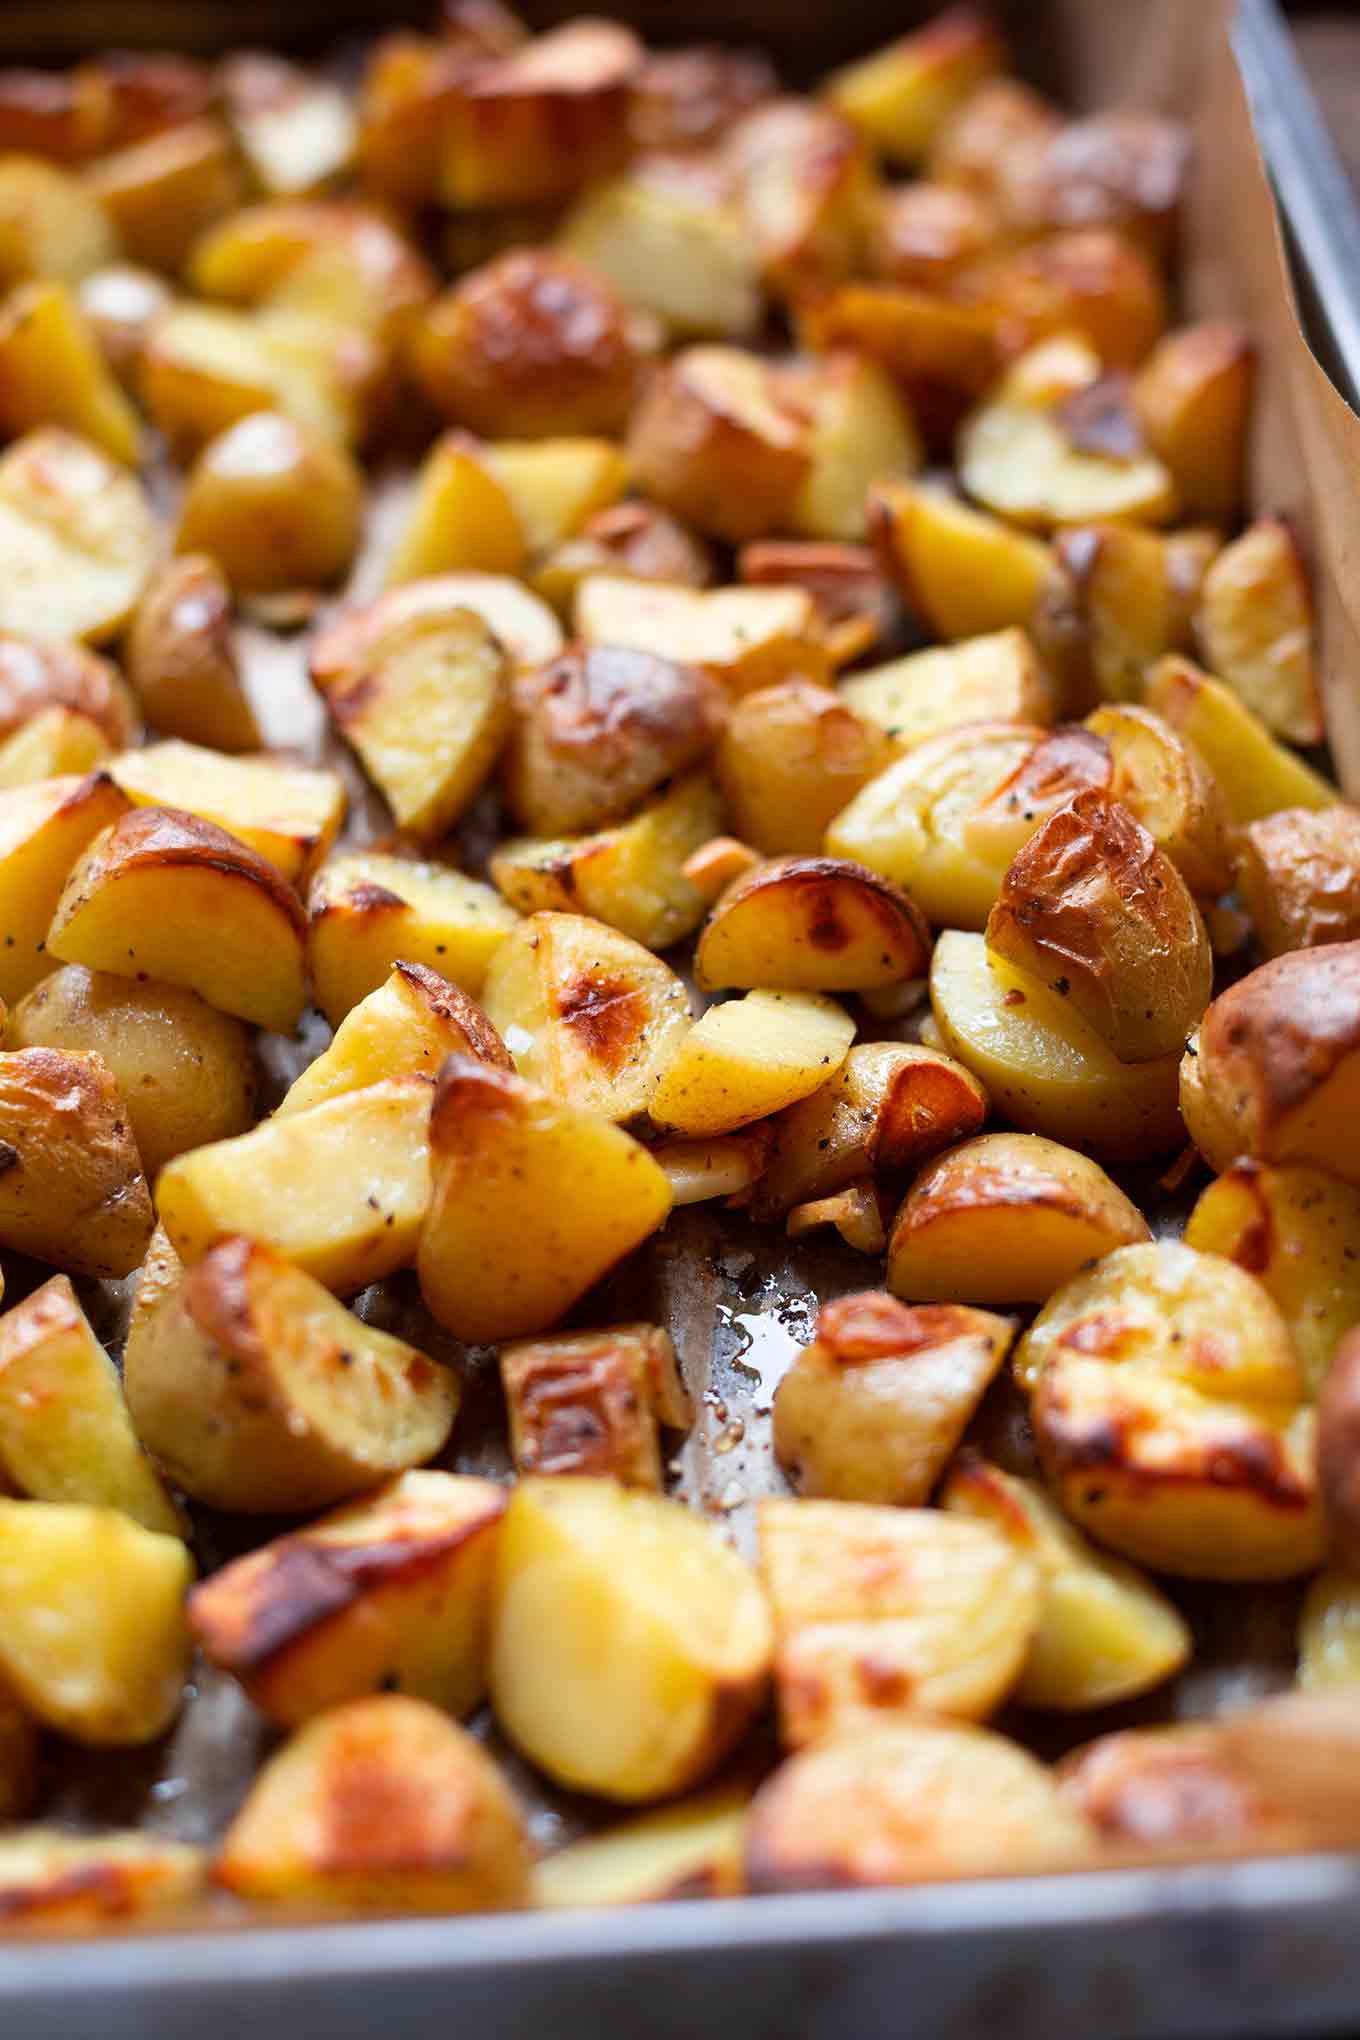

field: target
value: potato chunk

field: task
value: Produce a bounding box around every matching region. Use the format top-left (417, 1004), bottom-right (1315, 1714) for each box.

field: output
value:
top-left (561, 164), bottom-right (760, 345)
top-left (1317, 1326), bottom-right (1360, 1570)
top-left (1083, 701), bottom-right (1233, 899)
top-left (696, 855), bottom-right (930, 994)
top-left (869, 180), bottom-right (1003, 291)
top-left (745, 1721), bottom-right (1092, 1891)
top-left (175, 410), bottom-right (363, 595)
top-left (958, 375), bottom-right (1176, 535)
top-left (279, 961), bottom-right (508, 1117)
top-left (384, 432), bottom-right (526, 583)
top-left (942, 1455), bottom-right (1190, 1710)
top-left (85, 116), bottom-right (243, 275)
top-left (1135, 321), bottom-right (1254, 523)
top-left (715, 680), bottom-right (890, 857)
top-left (1195, 518), bottom-right (1320, 746)
top-left (308, 851), bottom-right (520, 1021)
top-left (0, 1045), bottom-right (152, 1276)
top-left (536, 1782), bottom-right (748, 1907)
top-left (888, 1132), bottom-right (1149, 1306)
top-left (189, 1472), bottom-right (505, 1724)
top-left (870, 480), bottom-right (1052, 640)
top-left (801, 287), bottom-right (999, 439)
top-left (0, 1831), bottom-right (205, 1926)
top-left (216, 1695), bottom-right (530, 1911)
top-left (0, 280), bottom-right (142, 466)
top-left (491, 1477), bottom-right (770, 1801)
top-left (314, 573), bottom-right (564, 685)
top-left (826, 10), bottom-right (1005, 165)
top-left (759, 1498), bottom-right (1037, 1743)
top-left (0, 1275), bottom-right (179, 1532)
top-left (48, 806), bottom-right (308, 1032)
top-left (1236, 806), bottom-right (1360, 956)
top-left (139, 301), bottom-right (365, 450)
top-left (1020, 1240), bottom-right (1325, 1580)
top-left (0, 705), bottom-right (110, 786)
top-left (986, 788), bottom-right (1211, 1063)
top-left (0, 428), bottom-right (160, 644)
top-left (726, 98), bottom-right (872, 298)
top-left (961, 724), bottom-right (1114, 875)
top-left (960, 228), bottom-right (1168, 369)
top-left (187, 195), bottom-right (434, 345)
top-left (575, 576), bottom-right (829, 696)
top-left (1144, 653), bottom-right (1336, 826)
top-left (536, 500), bottom-right (713, 615)
top-left (737, 540), bottom-right (890, 665)
top-left (0, 1501), bottom-right (191, 1744)
top-left (0, 157), bottom-right (116, 287)
top-left (627, 346), bottom-right (809, 544)
top-left (651, 990), bottom-right (854, 1138)
top-left (1179, 943), bottom-right (1360, 1182)
top-left (842, 629), bottom-right (1055, 756)
top-left (124, 556), bottom-right (261, 753)
top-left (156, 1080), bottom-right (434, 1294)
top-left (0, 769), bottom-right (127, 1001)
top-left (482, 911), bottom-right (691, 1122)
top-left (108, 740), bottom-right (345, 886)
top-left (418, 1054), bottom-right (672, 1342)
top-left (1035, 523), bottom-right (1217, 710)
top-left (1056, 1726), bottom-right (1285, 1850)
top-left (79, 264), bottom-right (174, 385)
top-left (0, 632), bottom-right (135, 750)
top-left (221, 51), bottom-right (355, 197)
top-left (501, 1322), bottom-right (690, 1487)
top-left (929, 930), bottom-right (1184, 1161)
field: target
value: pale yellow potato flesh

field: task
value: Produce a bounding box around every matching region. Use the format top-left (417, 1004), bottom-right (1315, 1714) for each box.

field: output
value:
top-left (0, 1831), bottom-right (206, 1925)
top-left (384, 433), bottom-right (526, 584)
top-left (108, 738), bottom-right (345, 884)
top-left (277, 960), bottom-right (509, 1116)
top-left (694, 854), bottom-right (930, 995)
top-left (0, 705), bottom-right (110, 785)
top-left (870, 481), bottom-right (1053, 641)
top-left (840, 628), bottom-right (1055, 753)
top-left (535, 1783), bottom-right (749, 1906)
top-left (650, 990), bottom-right (855, 1137)
top-left (0, 280), bottom-right (143, 465)
top-left (0, 428), bottom-right (161, 644)
top-left (1144, 654), bottom-right (1336, 826)
top-left (0, 770), bottom-right (129, 1002)
top-left (308, 850), bottom-right (521, 1022)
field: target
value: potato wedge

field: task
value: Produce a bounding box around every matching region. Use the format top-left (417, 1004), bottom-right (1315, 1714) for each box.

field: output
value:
top-left (139, 301), bottom-right (364, 451)
top-left (279, 960), bottom-right (508, 1117)
top-left (653, 1128), bottom-right (772, 1208)
top-left (0, 1273), bottom-right (177, 1533)
top-left (930, 929), bottom-right (1184, 1161)
top-left (627, 346), bottom-right (808, 545)
top-left (383, 432), bottom-right (525, 584)
top-left (221, 51), bottom-right (356, 197)
top-left (745, 1721), bottom-right (1092, 1891)
top-left (0, 706), bottom-right (110, 787)
top-left (156, 1080), bottom-right (434, 1294)
top-left (0, 279), bottom-right (142, 466)
top-left (759, 1497), bottom-right (1037, 1742)
top-left (961, 724), bottom-right (1114, 875)
top-left (108, 740), bottom-right (344, 886)
top-left (1298, 1568), bottom-right (1360, 1692)
top-left (0, 769), bottom-right (128, 1002)
top-left (187, 195), bottom-right (435, 345)
top-left (726, 98), bottom-right (872, 298)
top-left (175, 410), bottom-right (363, 595)
top-left (536, 1781), bottom-right (748, 1907)
top-left (501, 1322), bottom-right (689, 1487)
top-left (1056, 1726), bottom-right (1286, 1850)
top-left (314, 573), bottom-right (564, 685)
top-left (560, 165), bottom-right (761, 343)
top-left (189, 1471), bottom-right (505, 1724)
top-left (1021, 110), bottom-right (1189, 257)
top-left (216, 1694), bottom-right (530, 1911)
top-left (986, 788), bottom-right (1212, 1063)
top-left (1144, 653), bottom-right (1336, 825)
top-left (960, 228), bottom-right (1168, 370)
top-left (651, 990), bottom-right (854, 1138)
top-left (0, 632), bottom-right (135, 750)
top-left (85, 116), bottom-right (243, 275)
top-left (1034, 523), bottom-right (1218, 711)
top-left (630, 43), bottom-right (775, 152)
top-left (490, 1477), bottom-right (770, 1801)
top-left (124, 555), bottom-right (260, 754)
top-left (1020, 1240), bottom-right (1325, 1580)
top-left (536, 500), bottom-right (712, 615)
top-left (0, 1831), bottom-right (205, 1926)
top-left (888, 1132), bottom-right (1149, 1306)
top-left (1179, 943), bottom-right (1360, 1182)
top-left (929, 75), bottom-right (1064, 211)
top-left (0, 1500), bottom-right (191, 1744)
top-left (1135, 321), bottom-right (1253, 524)
top-left (789, 351), bottom-right (924, 545)
top-left (737, 539), bottom-right (891, 666)
top-left (48, 806), bottom-right (308, 1032)
top-left (1195, 518), bottom-right (1320, 746)
top-left (0, 157), bottom-right (116, 287)
top-left (942, 1454), bottom-right (1190, 1711)
top-left (958, 381), bottom-right (1177, 533)
top-left (869, 480), bottom-right (1052, 641)
top-left (826, 9), bottom-right (1005, 165)
top-left (0, 428), bottom-right (160, 644)
top-left (0, 1045), bottom-right (152, 1276)
top-left (1236, 805), bottom-right (1360, 957)
top-left (575, 575), bottom-right (830, 696)
top-left (696, 855), bottom-right (930, 994)
top-left (482, 911), bottom-right (691, 1123)
top-left (851, 636), bottom-right (1056, 774)
top-left (307, 851), bottom-right (520, 1021)
top-left (418, 1055), bottom-right (672, 1342)
top-left (869, 179), bottom-right (1002, 291)
top-left (801, 288), bottom-right (999, 438)
top-left (1083, 701), bottom-right (1233, 898)
top-left (715, 680), bottom-right (889, 857)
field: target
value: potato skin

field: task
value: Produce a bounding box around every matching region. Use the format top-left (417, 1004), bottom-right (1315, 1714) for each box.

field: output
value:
top-left (716, 679), bottom-right (891, 855)
top-left (1057, 1726), bottom-right (1288, 1850)
top-left (986, 787), bottom-right (1211, 1063)
top-left (0, 632), bottom-right (137, 748)
top-left (1236, 805), bottom-right (1360, 957)
top-left (696, 853), bottom-right (931, 994)
top-left (0, 1045), bottom-right (152, 1277)
top-left (124, 555), bottom-right (260, 753)
top-left (176, 410), bottom-right (363, 594)
top-left (626, 346), bottom-right (809, 544)
top-left (1318, 1326), bottom-right (1360, 1572)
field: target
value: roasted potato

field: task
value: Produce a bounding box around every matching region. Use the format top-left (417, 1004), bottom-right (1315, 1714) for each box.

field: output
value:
top-left (0, 705), bottom-right (110, 786)
top-left (560, 161), bottom-right (762, 343)
top-left (651, 989), bottom-right (855, 1138)
top-left (869, 179), bottom-right (1003, 291)
top-left (384, 432), bottom-right (526, 583)
top-left (189, 1472), bottom-right (506, 1724)
top-left (85, 118), bottom-right (243, 274)
top-left (725, 97), bottom-right (872, 298)
top-left (418, 1053), bottom-right (673, 1342)
top-left (1019, 1240), bottom-right (1325, 1580)
top-left (175, 411), bottom-right (363, 596)
top-left (1135, 321), bottom-right (1254, 524)
top-left (959, 228), bottom-right (1168, 370)
top-left (0, 428), bottom-right (160, 644)
top-left (279, 960), bottom-right (509, 1117)
top-left (1298, 1568), bottom-right (1360, 1692)
top-left (1034, 523), bottom-right (1218, 711)
top-left (961, 724), bottom-right (1113, 874)
top-left (789, 351), bottom-right (923, 545)
top-left (826, 9), bottom-right (1005, 165)
top-left (139, 300), bottom-right (367, 451)
top-left (737, 538), bottom-right (891, 665)
top-left (575, 575), bottom-right (830, 696)
top-left (315, 572), bottom-right (564, 686)
top-left (216, 1694), bottom-right (530, 1911)
top-left (1083, 701), bottom-right (1234, 899)
top-left (500, 1322), bottom-right (690, 1487)
top-left (1145, 653), bottom-right (1336, 825)
top-left (0, 1500), bottom-right (191, 1744)
top-left (1194, 518), bottom-right (1321, 746)
top-left (843, 629), bottom-right (1055, 758)
top-left (629, 43), bottom-right (775, 153)
top-left (107, 741), bottom-right (344, 887)
top-left (307, 851), bottom-right (521, 1021)
top-left (221, 51), bottom-right (356, 197)
top-left (490, 1477), bottom-right (770, 1801)
top-left (0, 157), bottom-right (116, 288)
top-left (888, 1132), bottom-right (1149, 1306)
top-left (456, 434), bottom-right (627, 562)
top-left (627, 346), bottom-right (808, 545)
top-left (78, 261), bottom-right (172, 388)
top-left (985, 788), bottom-right (1212, 1063)
top-left (482, 910), bottom-right (692, 1123)
top-left (0, 631), bottom-right (136, 750)
top-left (155, 1080), bottom-right (434, 1294)
top-left (928, 75), bottom-right (1064, 215)
top-left (958, 365), bottom-right (1177, 533)
top-left (745, 1721), bottom-right (1092, 1891)
top-left (0, 1045), bottom-right (153, 1276)
top-left (1056, 1725), bottom-right (1287, 1851)
top-left (0, 280), bottom-right (142, 466)
top-left (696, 854), bottom-right (929, 995)
top-left (535, 500), bottom-right (712, 615)
top-left (188, 196), bottom-right (435, 347)
top-left (536, 1781), bottom-right (748, 1907)
top-left (653, 1127), bottom-right (772, 1208)
top-left (48, 806), bottom-right (308, 1033)
top-left (0, 769), bottom-right (128, 1002)
top-left (124, 556), bottom-right (261, 753)
top-left (1236, 805), bottom-right (1360, 957)
top-left (0, 1830), bottom-right (205, 1925)
top-left (942, 1454), bottom-right (1190, 1711)
top-left (1179, 943), bottom-right (1360, 1182)
top-left (715, 681), bottom-right (889, 856)
top-left (1021, 110), bottom-right (1190, 257)
top-left (870, 480), bottom-right (1052, 641)
top-left (929, 929), bottom-right (1184, 1161)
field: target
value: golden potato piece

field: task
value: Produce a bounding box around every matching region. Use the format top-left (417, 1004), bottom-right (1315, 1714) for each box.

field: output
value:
top-left (155, 1080), bottom-right (434, 1295)
top-left (0, 769), bottom-right (128, 1002)
top-left (355, 31), bottom-right (469, 208)
top-left (307, 851), bottom-right (520, 1021)
top-left (0, 428), bottom-right (160, 644)
top-left (221, 51), bottom-right (356, 198)
top-left (187, 195), bottom-right (434, 344)
top-left (627, 345), bottom-right (809, 545)
top-left (419, 1054), bottom-right (672, 1342)
top-left (383, 432), bottom-right (525, 584)
top-left (0, 69), bottom-right (112, 163)
top-left (85, 117), bottom-right (243, 275)
top-left (575, 576), bottom-right (830, 696)
top-left (929, 75), bottom-right (1064, 212)
top-left (629, 43), bottom-right (774, 153)
top-left (888, 1132), bottom-right (1149, 1306)
top-left (759, 1497), bottom-right (1037, 1742)
top-left (930, 929), bottom-right (1184, 1161)
top-left (279, 960), bottom-right (508, 1117)
top-left (826, 8), bottom-right (1005, 165)
top-left (1179, 943), bottom-right (1360, 1182)
top-left (124, 555), bottom-right (259, 754)
top-left (490, 1477), bottom-right (770, 1801)
top-left (726, 98), bottom-right (872, 298)
top-left (958, 382), bottom-right (1177, 533)
top-left (794, 340), bottom-right (923, 545)
top-left (536, 499), bottom-right (712, 616)
top-left (842, 629), bottom-right (1055, 757)
top-left (745, 1721), bottom-right (1092, 1891)
top-left (0, 157), bottom-right (116, 287)
top-left (1135, 321), bottom-right (1254, 524)
top-left (0, 1830), bottom-right (204, 1926)
top-left (0, 704), bottom-right (110, 786)
top-left (501, 1322), bottom-right (690, 1488)
top-left (1145, 653), bottom-right (1336, 826)
top-left (78, 261), bottom-right (172, 389)
top-left (1056, 1726), bottom-right (1286, 1850)
top-left (960, 228), bottom-right (1168, 370)
top-left (1083, 701), bottom-right (1233, 899)
top-left (139, 301), bottom-right (364, 451)
top-left (737, 538), bottom-right (891, 666)
top-left (870, 480), bottom-right (1052, 641)
top-left (801, 288), bottom-right (999, 439)
top-left (0, 1045), bottom-right (152, 1276)
top-left (696, 854), bottom-right (930, 994)
top-left (942, 1454), bottom-right (1190, 1711)
top-left (962, 724), bottom-right (1113, 874)
top-left (0, 1501), bottom-right (191, 1745)
top-left (560, 164), bottom-right (761, 344)
top-left (869, 179), bottom-right (1003, 291)
top-left (48, 805), bottom-right (307, 1032)
top-left (986, 787), bottom-right (1211, 1063)
top-left (314, 573), bottom-right (563, 684)
top-left (0, 1682), bottom-right (37, 1824)
top-left (1236, 805), bottom-right (1360, 957)
top-left (716, 680), bottom-right (889, 857)
top-left (189, 1472), bottom-right (505, 1725)
top-left (504, 641), bottom-right (725, 838)
top-left (482, 911), bottom-right (691, 1123)
top-left (175, 410), bottom-right (363, 596)
top-left (109, 740), bottom-right (344, 887)
top-left (1034, 522), bottom-right (1217, 711)
top-left (439, 435), bottom-right (627, 572)
top-left (0, 631), bottom-right (135, 750)
top-left (536, 1781), bottom-right (748, 1907)
top-left (0, 280), bottom-right (142, 466)
top-left (0, 1273), bottom-right (178, 1533)
top-left (216, 1694), bottom-right (530, 1911)
top-left (1195, 518), bottom-right (1320, 745)
top-left (651, 990), bottom-right (854, 1138)
top-left (653, 1128), bottom-right (772, 1208)
top-left (1021, 1240), bottom-right (1325, 1580)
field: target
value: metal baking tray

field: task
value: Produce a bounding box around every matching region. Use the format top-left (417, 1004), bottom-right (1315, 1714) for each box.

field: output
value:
top-left (6, 1), bottom-right (1360, 2034)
